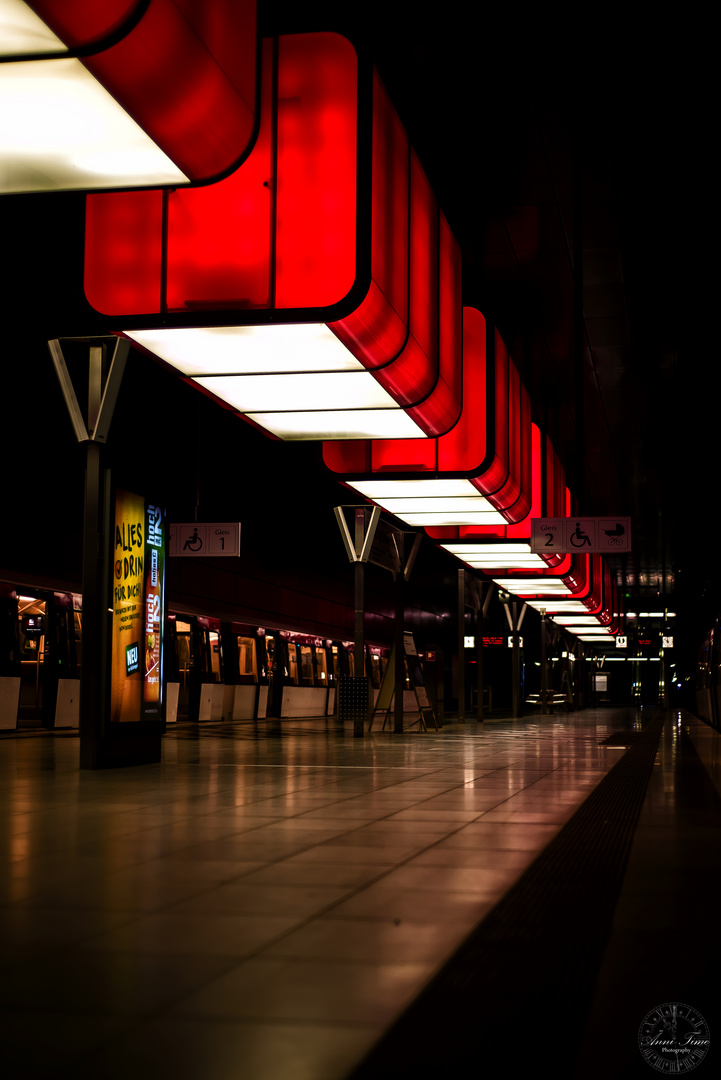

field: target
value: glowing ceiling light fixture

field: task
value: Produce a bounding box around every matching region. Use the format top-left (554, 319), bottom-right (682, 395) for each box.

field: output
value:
top-left (527, 600), bottom-right (592, 613)
top-left (0, 0), bottom-right (258, 193)
top-left (442, 541), bottom-right (548, 569)
top-left (551, 615), bottom-right (604, 626)
top-left (345, 478), bottom-right (506, 526)
top-left (421, 425), bottom-right (573, 579)
top-left (0, 57), bottom-right (187, 191)
top-left (126, 324), bottom-right (427, 439)
top-left (125, 325), bottom-right (364, 376)
top-left (492, 578), bottom-right (572, 595)
top-left (85, 33), bottom-right (463, 442)
top-left (324, 309), bottom-right (533, 528)
top-left (0, 0), bottom-right (65, 53)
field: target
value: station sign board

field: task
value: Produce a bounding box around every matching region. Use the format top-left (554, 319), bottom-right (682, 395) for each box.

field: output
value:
top-left (168, 522), bottom-right (241, 557)
top-left (530, 517), bottom-right (631, 553)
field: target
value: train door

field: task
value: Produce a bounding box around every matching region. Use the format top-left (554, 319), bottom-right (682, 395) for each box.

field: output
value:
top-left (17, 594), bottom-right (47, 725)
top-left (196, 616), bottom-right (224, 721)
top-left (51, 592), bottom-right (80, 727)
top-left (232, 626), bottom-right (260, 720)
top-left (165, 616), bottom-right (180, 722)
top-left (174, 617), bottom-right (201, 721)
top-left (0, 590), bottom-right (20, 730)
top-left (261, 631), bottom-right (284, 718)
top-left (315, 643), bottom-right (334, 715)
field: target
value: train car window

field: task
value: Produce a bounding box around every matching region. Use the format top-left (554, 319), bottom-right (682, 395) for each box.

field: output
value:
top-left (370, 654), bottom-right (381, 689)
top-left (287, 642), bottom-right (299, 684)
top-left (315, 648), bottom-right (328, 684)
top-left (348, 651), bottom-right (355, 677)
top-left (209, 631), bottom-right (222, 682)
top-left (332, 645), bottom-right (340, 678)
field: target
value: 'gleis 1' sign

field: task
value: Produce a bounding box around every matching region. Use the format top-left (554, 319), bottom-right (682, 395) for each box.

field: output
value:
top-left (169, 522), bottom-right (241, 557)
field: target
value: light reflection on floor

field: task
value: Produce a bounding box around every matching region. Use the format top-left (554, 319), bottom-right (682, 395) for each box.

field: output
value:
top-left (0, 710), bottom-right (642, 1079)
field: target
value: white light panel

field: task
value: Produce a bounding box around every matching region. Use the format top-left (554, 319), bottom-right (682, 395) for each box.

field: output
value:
top-left (126, 324), bottom-right (431, 440)
top-left (493, 578), bottom-right (572, 595)
top-left (552, 616), bottom-right (603, 626)
top-left (193, 371), bottom-right (401, 413)
top-left (126, 325), bottom-right (364, 375)
top-left (245, 409), bottom-right (425, 441)
top-left (443, 541), bottom-right (547, 570)
top-left (0, 57), bottom-right (188, 192)
top-left (386, 511), bottom-right (507, 526)
top-left (347, 478), bottom-right (507, 526)
top-left (0, 0), bottom-right (66, 55)
top-left (352, 479), bottom-right (484, 499)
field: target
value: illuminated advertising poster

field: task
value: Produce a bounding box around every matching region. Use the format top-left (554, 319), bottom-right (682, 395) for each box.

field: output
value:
top-left (111, 490), bottom-right (145, 722)
top-left (142, 503), bottom-right (165, 718)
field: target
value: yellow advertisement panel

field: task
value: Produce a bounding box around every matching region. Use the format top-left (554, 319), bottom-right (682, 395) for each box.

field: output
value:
top-left (111, 489), bottom-right (145, 723)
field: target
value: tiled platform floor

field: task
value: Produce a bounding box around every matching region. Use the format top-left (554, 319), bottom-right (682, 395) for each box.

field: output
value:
top-left (1, 708), bottom-right (718, 1078)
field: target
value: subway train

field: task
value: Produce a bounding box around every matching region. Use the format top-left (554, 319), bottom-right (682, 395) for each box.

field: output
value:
top-left (696, 622), bottom-right (721, 732)
top-left (1, 582), bottom-right (442, 731)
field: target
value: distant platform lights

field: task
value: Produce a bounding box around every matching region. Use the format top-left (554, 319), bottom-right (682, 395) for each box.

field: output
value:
top-left (0, 0), bottom-right (258, 192)
top-left (524, 555), bottom-right (622, 643)
top-left (83, 33), bottom-right (463, 442)
top-left (323, 309), bottom-right (532, 528)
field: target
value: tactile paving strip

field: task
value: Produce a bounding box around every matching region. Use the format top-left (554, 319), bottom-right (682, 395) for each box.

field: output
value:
top-left (348, 710), bottom-right (667, 1079)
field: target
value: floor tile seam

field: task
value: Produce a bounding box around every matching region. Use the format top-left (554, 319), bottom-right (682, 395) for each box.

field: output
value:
top-left (454, 751), bottom-right (620, 815)
top-left (104, 812), bottom-right (487, 914)
top-left (146, 815), bottom-right (527, 964)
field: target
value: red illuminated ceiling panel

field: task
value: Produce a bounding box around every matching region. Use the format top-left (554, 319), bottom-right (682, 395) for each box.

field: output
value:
top-left (323, 309), bottom-right (530, 527)
top-left (0, 0), bottom-right (257, 192)
top-left (436, 434), bottom-right (570, 572)
top-left (520, 555), bottom-right (623, 644)
top-left (83, 34), bottom-right (462, 442)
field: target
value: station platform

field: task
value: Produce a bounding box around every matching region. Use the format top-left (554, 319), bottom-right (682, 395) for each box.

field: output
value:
top-left (1, 707), bottom-right (719, 1079)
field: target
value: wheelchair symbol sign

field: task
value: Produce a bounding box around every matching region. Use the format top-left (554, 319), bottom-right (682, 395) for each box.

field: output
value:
top-left (564, 519), bottom-right (595, 550)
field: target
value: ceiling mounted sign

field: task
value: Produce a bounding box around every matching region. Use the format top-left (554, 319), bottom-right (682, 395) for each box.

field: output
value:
top-left (530, 516), bottom-right (632, 553)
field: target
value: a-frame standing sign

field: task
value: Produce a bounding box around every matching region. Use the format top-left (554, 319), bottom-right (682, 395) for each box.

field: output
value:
top-left (370, 632), bottom-right (438, 731)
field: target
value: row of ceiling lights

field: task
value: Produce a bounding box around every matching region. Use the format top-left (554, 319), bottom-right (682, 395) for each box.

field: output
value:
top-left (2, 3), bottom-right (622, 645)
